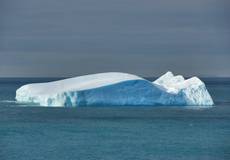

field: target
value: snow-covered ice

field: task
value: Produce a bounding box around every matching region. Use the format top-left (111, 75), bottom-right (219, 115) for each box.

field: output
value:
top-left (16, 72), bottom-right (214, 107)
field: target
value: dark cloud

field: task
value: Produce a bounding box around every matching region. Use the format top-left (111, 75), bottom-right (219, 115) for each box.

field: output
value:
top-left (0, 0), bottom-right (230, 77)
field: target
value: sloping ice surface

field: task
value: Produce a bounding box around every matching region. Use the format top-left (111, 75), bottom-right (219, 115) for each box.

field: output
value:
top-left (16, 72), bottom-right (214, 107)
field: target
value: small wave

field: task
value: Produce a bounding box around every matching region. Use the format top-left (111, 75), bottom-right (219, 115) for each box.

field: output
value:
top-left (0, 100), bottom-right (17, 103)
top-left (182, 105), bottom-right (214, 110)
top-left (214, 101), bottom-right (230, 105)
top-left (0, 100), bottom-right (41, 107)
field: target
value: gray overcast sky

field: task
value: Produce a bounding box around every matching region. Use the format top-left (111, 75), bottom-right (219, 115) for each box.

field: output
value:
top-left (0, 0), bottom-right (230, 77)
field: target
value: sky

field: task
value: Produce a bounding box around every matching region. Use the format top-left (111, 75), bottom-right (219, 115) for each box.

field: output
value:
top-left (0, 0), bottom-right (229, 77)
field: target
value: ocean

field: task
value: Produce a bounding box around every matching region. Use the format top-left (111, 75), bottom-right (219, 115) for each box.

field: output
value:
top-left (0, 78), bottom-right (230, 160)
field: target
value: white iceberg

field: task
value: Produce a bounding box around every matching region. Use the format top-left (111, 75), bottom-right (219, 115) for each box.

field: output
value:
top-left (15, 72), bottom-right (214, 107)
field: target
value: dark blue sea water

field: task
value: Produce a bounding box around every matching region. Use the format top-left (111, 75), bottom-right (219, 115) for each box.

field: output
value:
top-left (0, 78), bottom-right (230, 160)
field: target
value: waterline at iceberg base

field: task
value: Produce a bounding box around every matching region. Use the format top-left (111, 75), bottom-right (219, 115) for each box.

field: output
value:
top-left (15, 72), bottom-right (214, 107)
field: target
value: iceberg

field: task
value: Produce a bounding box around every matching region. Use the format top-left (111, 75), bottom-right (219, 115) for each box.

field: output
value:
top-left (15, 72), bottom-right (214, 107)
